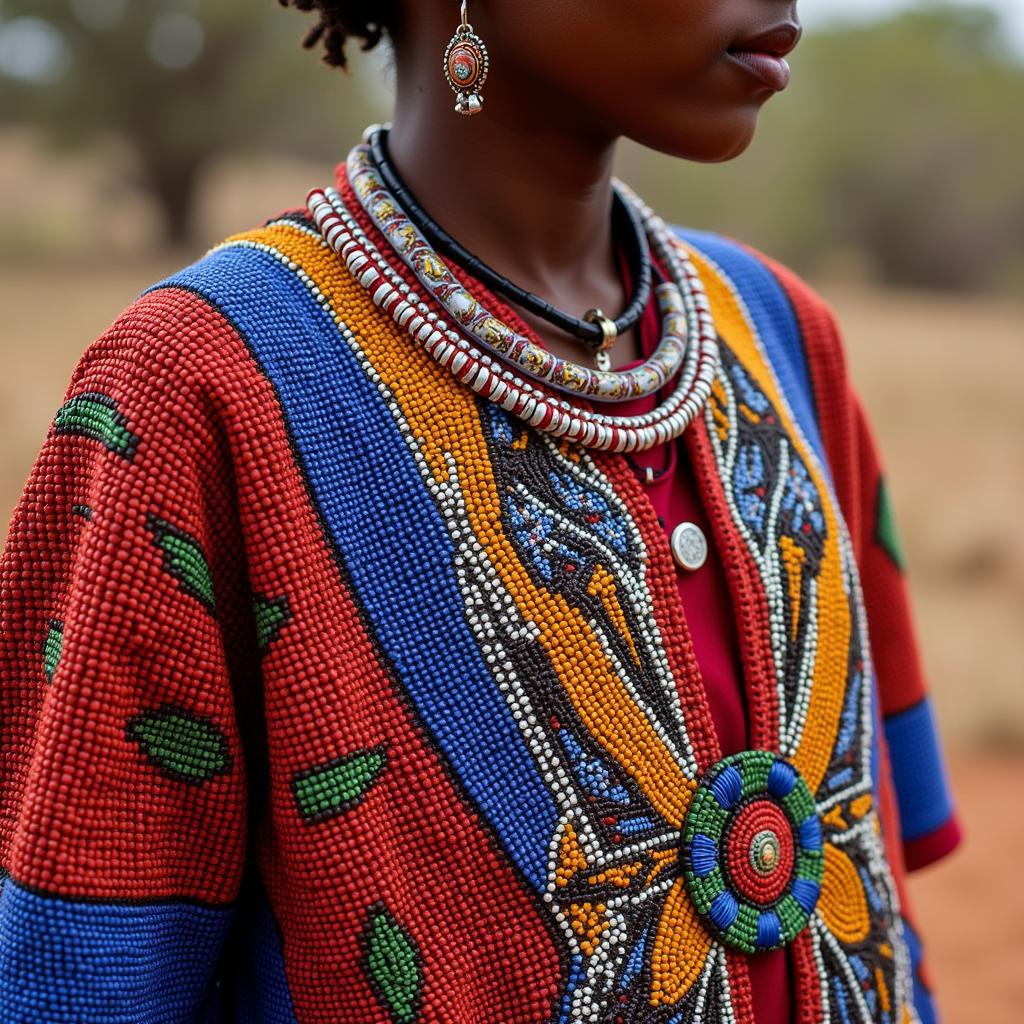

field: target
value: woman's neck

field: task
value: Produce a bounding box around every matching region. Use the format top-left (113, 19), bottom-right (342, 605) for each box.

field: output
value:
top-left (389, 106), bottom-right (617, 285)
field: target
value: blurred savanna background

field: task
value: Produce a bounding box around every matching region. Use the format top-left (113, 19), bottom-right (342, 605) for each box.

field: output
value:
top-left (1, 0), bottom-right (1021, 1018)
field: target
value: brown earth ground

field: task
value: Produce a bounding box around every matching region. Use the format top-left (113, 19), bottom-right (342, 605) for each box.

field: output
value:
top-left (1, 143), bottom-right (1022, 1021)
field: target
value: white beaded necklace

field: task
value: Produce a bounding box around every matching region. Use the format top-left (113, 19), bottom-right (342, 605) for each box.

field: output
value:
top-left (306, 131), bottom-right (721, 452)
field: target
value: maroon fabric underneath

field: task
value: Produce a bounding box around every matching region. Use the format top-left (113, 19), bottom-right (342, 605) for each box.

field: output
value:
top-left (587, 240), bottom-right (794, 1022)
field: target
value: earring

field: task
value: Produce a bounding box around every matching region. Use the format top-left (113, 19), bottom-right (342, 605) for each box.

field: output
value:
top-left (443, 0), bottom-right (490, 116)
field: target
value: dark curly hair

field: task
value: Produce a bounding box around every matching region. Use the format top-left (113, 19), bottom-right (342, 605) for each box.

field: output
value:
top-left (279, 0), bottom-right (400, 71)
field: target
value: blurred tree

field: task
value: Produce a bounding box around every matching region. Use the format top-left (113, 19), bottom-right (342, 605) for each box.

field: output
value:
top-left (791, 4), bottom-right (1024, 291)
top-left (0, 0), bottom-right (385, 245)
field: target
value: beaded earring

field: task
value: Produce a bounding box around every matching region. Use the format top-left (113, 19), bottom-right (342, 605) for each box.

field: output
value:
top-left (443, 0), bottom-right (489, 115)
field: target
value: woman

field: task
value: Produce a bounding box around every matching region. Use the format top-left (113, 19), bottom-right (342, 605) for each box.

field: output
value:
top-left (0, 2), bottom-right (960, 1021)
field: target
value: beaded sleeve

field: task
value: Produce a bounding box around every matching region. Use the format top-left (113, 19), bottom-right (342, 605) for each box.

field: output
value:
top-left (846, 388), bottom-right (963, 870)
top-left (0, 293), bottom-right (257, 1020)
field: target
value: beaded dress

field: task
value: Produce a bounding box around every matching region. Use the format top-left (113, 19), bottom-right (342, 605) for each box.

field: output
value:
top-left (0, 157), bottom-right (960, 1023)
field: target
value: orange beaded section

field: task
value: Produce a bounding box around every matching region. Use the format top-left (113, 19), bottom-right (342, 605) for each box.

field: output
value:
top-left (817, 844), bottom-right (871, 944)
top-left (650, 876), bottom-right (713, 1005)
top-left (779, 533), bottom-right (807, 643)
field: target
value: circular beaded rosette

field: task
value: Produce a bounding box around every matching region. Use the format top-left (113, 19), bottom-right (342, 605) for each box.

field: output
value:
top-left (681, 751), bottom-right (823, 953)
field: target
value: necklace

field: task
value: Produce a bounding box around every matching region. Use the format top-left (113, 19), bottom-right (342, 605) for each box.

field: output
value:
top-left (623, 445), bottom-right (676, 485)
top-left (309, 184), bottom-right (718, 451)
top-left (344, 135), bottom-right (698, 403)
top-left (366, 124), bottom-right (653, 361)
top-left (305, 133), bottom-right (720, 452)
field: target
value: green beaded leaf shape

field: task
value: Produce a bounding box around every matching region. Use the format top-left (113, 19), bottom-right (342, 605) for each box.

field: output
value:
top-left (54, 391), bottom-right (140, 460)
top-left (126, 703), bottom-right (232, 785)
top-left (145, 513), bottom-right (217, 613)
top-left (361, 902), bottom-right (424, 1024)
top-left (253, 592), bottom-right (292, 652)
top-left (291, 745), bottom-right (388, 825)
top-left (874, 476), bottom-right (907, 572)
top-left (681, 750), bottom-right (824, 953)
top-left (42, 619), bottom-right (63, 685)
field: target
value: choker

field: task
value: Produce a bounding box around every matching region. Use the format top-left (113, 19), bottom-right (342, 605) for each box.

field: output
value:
top-left (305, 125), bottom-right (720, 452)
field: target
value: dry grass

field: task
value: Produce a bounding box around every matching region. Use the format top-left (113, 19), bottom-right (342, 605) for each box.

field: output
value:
top-left (907, 751), bottom-right (1024, 1023)
top-left (821, 281), bottom-right (1024, 750)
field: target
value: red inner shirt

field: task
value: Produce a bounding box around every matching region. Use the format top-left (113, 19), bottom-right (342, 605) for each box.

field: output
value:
top-left (585, 238), bottom-right (794, 1021)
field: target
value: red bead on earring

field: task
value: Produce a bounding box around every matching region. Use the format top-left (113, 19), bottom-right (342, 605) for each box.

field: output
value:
top-left (443, 0), bottom-right (490, 115)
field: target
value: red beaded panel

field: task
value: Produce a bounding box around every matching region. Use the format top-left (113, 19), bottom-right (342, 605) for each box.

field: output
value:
top-left (0, 284), bottom-right (561, 1021)
top-left (0, 296), bottom-right (254, 904)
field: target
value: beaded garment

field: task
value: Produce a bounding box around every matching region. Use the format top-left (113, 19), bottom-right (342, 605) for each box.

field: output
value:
top-left (0, 166), bottom-right (958, 1023)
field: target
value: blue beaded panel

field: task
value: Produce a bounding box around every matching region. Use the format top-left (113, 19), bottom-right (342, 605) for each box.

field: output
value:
top-left (220, 876), bottom-right (299, 1024)
top-left (883, 698), bottom-right (955, 841)
top-left (0, 874), bottom-right (232, 1023)
top-left (902, 915), bottom-right (939, 1024)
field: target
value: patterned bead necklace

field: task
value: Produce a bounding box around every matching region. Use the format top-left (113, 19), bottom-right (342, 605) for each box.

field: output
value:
top-left (306, 126), bottom-right (721, 452)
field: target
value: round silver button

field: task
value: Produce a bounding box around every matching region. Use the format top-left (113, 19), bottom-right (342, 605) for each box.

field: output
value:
top-left (670, 521), bottom-right (708, 571)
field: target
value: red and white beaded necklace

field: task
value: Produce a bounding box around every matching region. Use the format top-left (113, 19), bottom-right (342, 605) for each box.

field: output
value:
top-left (307, 125), bottom-right (721, 452)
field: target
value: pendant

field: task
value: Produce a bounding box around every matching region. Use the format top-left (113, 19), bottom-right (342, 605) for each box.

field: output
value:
top-left (584, 307), bottom-right (618, 376)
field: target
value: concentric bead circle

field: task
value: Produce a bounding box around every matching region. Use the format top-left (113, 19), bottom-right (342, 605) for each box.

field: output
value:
top-left (681, 751), bottom-right (823, 953)
top-left (727, 800), bottom-right (794, 904)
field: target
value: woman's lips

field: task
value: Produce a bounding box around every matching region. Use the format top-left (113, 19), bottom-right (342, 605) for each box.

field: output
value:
top-left (726, 49), bottom-right (791, 91)
top-left (726, 21), bottom-right (800, 90)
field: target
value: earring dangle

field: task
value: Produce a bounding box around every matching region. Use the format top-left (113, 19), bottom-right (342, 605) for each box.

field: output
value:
top-left (443, 0), bottom-right (490, 115)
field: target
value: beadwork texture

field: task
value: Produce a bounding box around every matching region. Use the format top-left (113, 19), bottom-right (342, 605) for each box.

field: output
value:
top-left (681, 751), bottom-right (824, 952)
top-left (0, 166), bottom-right (957, 1022)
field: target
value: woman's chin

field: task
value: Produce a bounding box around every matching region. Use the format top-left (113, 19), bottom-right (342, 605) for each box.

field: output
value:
top-left (629, 106), bottom-right (764, 164)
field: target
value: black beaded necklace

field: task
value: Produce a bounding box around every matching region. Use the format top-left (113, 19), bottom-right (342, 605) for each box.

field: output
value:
top-left (366, 124), bottom-right (654, 357)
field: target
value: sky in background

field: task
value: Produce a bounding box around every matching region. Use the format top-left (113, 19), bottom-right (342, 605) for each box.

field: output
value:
top-left (802, 0), bottom-right (1024, 53)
